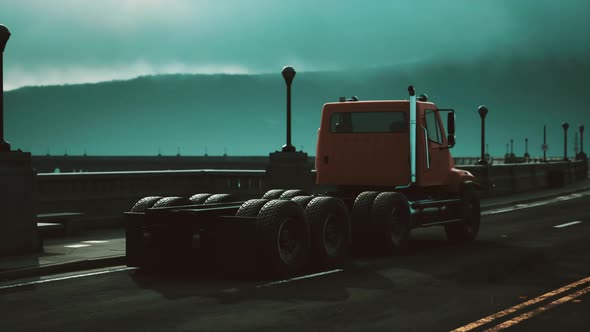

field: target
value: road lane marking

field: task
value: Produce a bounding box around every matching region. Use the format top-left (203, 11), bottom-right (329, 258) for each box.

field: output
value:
top-left (451, 276), bottom-right (590, 332)
top-left (485, 284), bottom-right (590, 331)
top-left (64, 244), bottom-right (91, 248)
top-left (256, 269), bottom-right (343, 288)
top-left (0, 266), bottom-right (135, 290)
top-left (482, 190), bottom-right (590, 216)
top-left (553, 221), bottom-right (582, 228)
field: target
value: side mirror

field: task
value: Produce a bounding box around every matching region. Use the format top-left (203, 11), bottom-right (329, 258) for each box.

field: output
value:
top-left (447, 112), bottom-right (455, 136)
top-left (447, 112), bottom-right (456, 147)
top-left (447, 134), bottom-right (456, 147)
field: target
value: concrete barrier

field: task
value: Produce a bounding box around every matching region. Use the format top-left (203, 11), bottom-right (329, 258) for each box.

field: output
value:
top-left (37, 169), bottom-right (266, 227)
top-left (458, 160), bottom-right (587, 196)
top-left (34, 160), bottom-right (588, 227)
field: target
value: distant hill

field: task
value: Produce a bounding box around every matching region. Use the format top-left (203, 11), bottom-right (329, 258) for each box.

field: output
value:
top-left (5, 54), bottom-right (590, 158)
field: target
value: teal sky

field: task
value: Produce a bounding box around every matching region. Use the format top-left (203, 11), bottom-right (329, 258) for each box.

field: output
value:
top-left (2, 0), bottom-right (589, 90)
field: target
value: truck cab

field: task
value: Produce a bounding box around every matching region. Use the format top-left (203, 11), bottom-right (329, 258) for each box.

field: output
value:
top-left (315, 90), bottom-right (476, 196)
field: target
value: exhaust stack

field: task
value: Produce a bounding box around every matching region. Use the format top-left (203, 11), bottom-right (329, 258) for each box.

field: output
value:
top-left (408, 85), bottom-right (417, 184)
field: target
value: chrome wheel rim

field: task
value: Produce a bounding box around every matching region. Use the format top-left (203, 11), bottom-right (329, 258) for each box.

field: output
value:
top-left (277, 218), bottom-right (302, 264)
top-left (323, 214), bottom-right (343, 256)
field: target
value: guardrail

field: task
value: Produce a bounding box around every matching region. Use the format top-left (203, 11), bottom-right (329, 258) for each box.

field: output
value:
top-left (36, 160), bottom-right (588, 227)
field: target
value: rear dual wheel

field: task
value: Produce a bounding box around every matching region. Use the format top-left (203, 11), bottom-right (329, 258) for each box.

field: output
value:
top-left (240, 196), bottom-right (350, 273)
top-left (189, 193), bottom-right (236, 204)
top-left (261, 189), bottom-right (310, 200)
top-left (352, 191), bottom-right (411, 253)
top-left (305, 197), bottom-right (350, 267)
top-left (256, 200), bottom-right (310, 277)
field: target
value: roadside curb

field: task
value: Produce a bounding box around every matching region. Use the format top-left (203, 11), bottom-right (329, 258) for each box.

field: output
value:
top-left (0, 255), bottom-right (126, 283)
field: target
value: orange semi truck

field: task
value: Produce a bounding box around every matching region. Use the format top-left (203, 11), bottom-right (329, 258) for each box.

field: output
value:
top-left (125, 79), bottom-right (481, 277)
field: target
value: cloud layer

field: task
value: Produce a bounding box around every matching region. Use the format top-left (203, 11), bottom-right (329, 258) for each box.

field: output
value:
top-left (1, 0), bottom-right (589, 89)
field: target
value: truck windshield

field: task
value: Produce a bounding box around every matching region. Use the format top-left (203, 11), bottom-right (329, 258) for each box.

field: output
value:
top-left (330, 111), bottom-right (406, 133)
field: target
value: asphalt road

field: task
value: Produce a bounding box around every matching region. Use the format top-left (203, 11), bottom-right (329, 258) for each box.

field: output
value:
top-left (1, 194), bottom-right (589, 332)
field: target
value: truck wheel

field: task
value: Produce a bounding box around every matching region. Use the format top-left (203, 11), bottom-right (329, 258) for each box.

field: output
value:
top-left (189, 193), bottom-right (214, 204)
top-left (351, 191), bottom-right (380, 248)
top-left (306, 197), bottom-right (350, 267)
top-left (257, 200), bottom-right (310, 277)
top-left (131, 196), bottom-right (163, 212)
top-left (236, 199), bottom-right (269, 217)
top-left (152, 196), bottom-right (191, 208)
top-left (371, 192), bottom-right (411, 253)
top-left (204, 193), bottom-right (235, 204)
top-left (291, 195), bottom-right (315, 209)
top-left (262, 189), bottom-right (286, 199)
top-left (445, 183), bottom-right (481, 243)
top-left (279, 189), bottom-right (311, 200)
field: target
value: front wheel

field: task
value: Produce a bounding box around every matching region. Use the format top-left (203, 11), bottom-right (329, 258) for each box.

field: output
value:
top-left (445, 183), bottom-right (481, 243)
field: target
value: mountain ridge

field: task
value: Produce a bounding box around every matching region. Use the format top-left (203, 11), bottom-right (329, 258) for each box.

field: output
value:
top-left (5, 53), bottom-right (589, 158)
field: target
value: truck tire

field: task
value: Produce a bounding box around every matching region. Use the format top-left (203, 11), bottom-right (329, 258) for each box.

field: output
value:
top-left (152, 196), bottom-right (191, 208)
top-left (257, 200), bottom-right (310, 277)
top-left (291, 195), bottom-right (315, 209)
top-left (371, 192), bottom-right (411, 253)
top-left (352, 191), bottom-right (380, 224)
top-left (203, 193), bottom-right (235, 204)
top-left (351, 191), bottom-right (380, 248)
top-left (131, 196), bottom-right (163, 212)
top-left (262, 189), bottom-right (286, 199)
top-left (189, 193), bottom-right (214, 204)
top-left (445, 183), bottom-right (481, 243)
top-left (236, 199), bottom-right (269, 217)
top-left (279, 189), bottom-right (311, 200)
top-left (305, 197), bottom-right (350, 267)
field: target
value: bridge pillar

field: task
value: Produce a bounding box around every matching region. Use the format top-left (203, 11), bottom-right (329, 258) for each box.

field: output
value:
top-left (0, 24), bottom-right (38, 255)
top-left (265, 151), bottom-right (313, 192)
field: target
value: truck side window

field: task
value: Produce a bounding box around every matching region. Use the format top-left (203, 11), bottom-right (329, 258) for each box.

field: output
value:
top-left (425, 110), bottom-right (442, 144)
top-left (330, 111), bottom-right (406, 133)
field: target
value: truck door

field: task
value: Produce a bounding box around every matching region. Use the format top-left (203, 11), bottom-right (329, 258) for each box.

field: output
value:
top-left (420, 109), bottom-right (451, 186)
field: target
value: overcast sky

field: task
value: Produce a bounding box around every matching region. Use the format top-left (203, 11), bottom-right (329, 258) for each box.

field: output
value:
top-left (1, 0), bottom-right (589, 90)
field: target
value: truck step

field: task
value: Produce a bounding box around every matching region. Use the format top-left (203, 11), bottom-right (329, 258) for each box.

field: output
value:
top-left (411, 198), bottom-right (461, 210)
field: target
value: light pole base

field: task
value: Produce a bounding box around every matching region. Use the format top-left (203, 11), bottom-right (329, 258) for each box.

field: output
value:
top-left (281, 144), bottom-right (296, 152)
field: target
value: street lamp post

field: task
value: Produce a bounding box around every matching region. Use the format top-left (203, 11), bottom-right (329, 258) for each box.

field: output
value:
top-left (578, 124), bottom-right (586, 161)
top-left (476, 106), bottom-right (488, 165)
top-left (0, 24), bottom-right (11, 152)
top-left (542, 125), bottom-right (548, 162)
top-left (524, 138), bottom-right (530, 161)
top-left (562, 122), bottom-right (569, 161)
top-left (281, 66), bottom-right (296, 152)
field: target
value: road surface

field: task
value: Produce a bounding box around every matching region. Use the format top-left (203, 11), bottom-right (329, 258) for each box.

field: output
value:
top-left (1, 193), bottom-right (589, 332)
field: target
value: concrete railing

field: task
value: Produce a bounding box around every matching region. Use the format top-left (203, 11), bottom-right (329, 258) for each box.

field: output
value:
top-left (37, 169), bottom-right (266, 226)
top-left (36, 160), bottom-right (588, 227)
top-left (459, 160), bottom-right (587, 196)
top-left (33, 155), bottom-right (565, 173)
